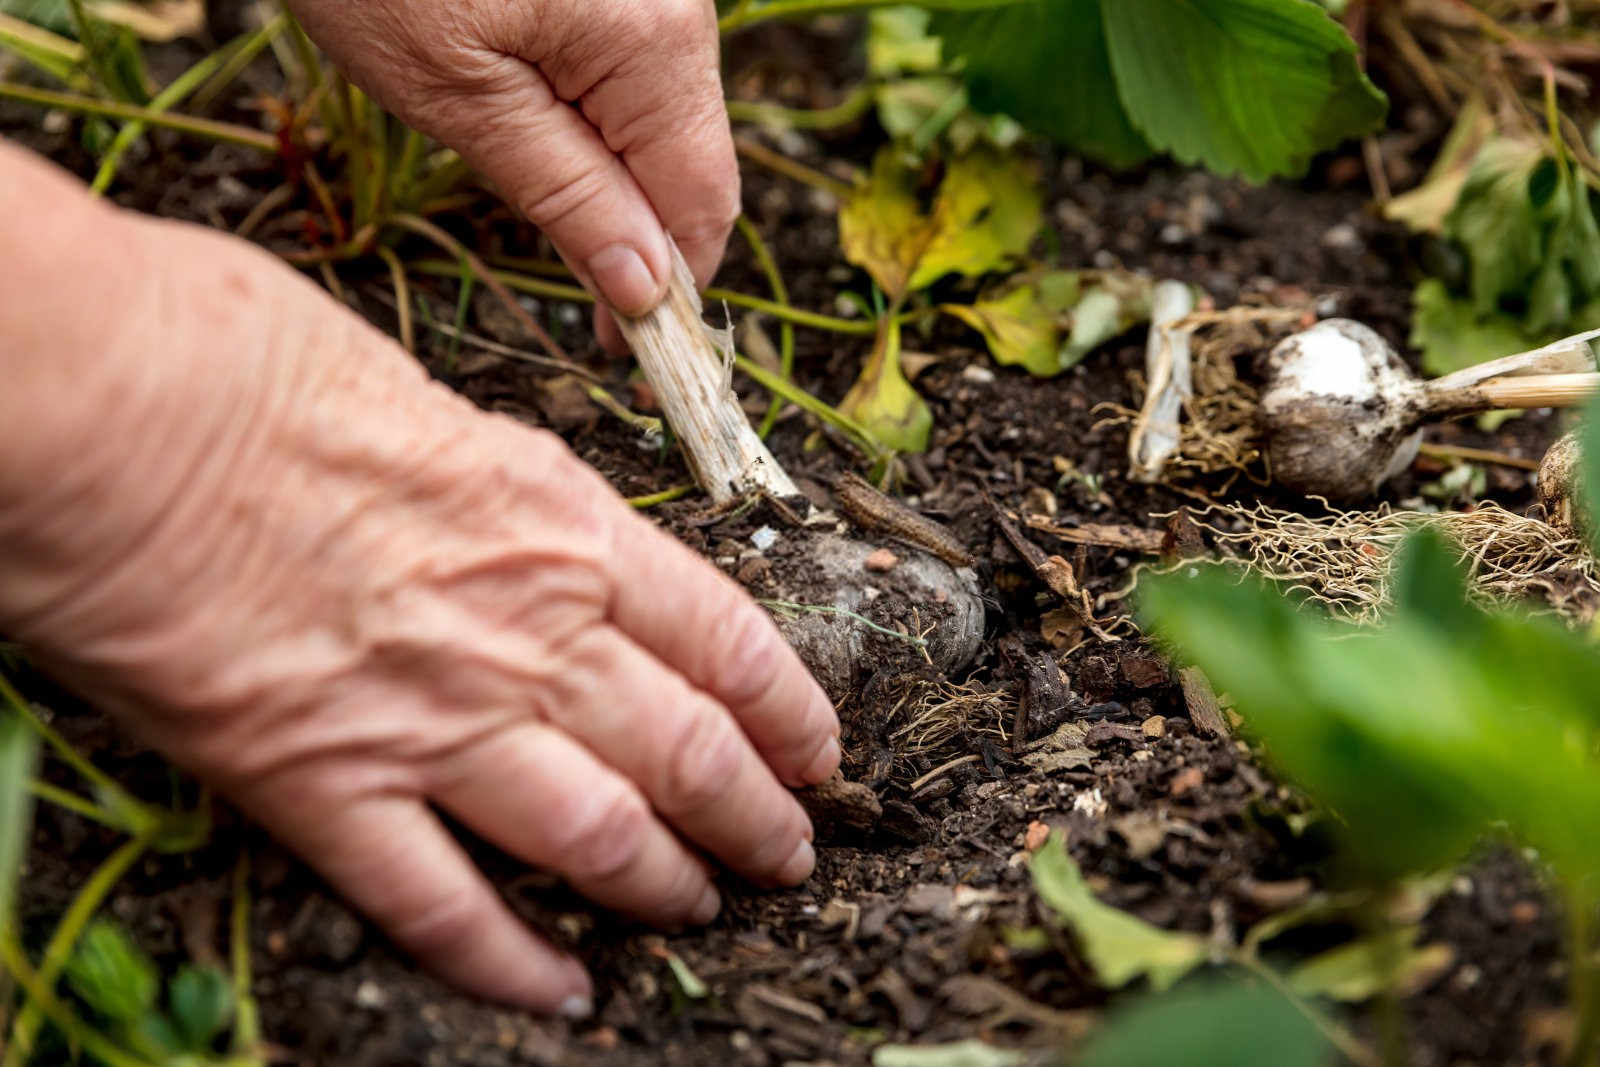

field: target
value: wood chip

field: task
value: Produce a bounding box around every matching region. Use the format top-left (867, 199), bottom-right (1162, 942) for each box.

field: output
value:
top-left (1179, 666), bottom-right (1231, 738)
top-left (1141, 715), bottom-right (1168, 738)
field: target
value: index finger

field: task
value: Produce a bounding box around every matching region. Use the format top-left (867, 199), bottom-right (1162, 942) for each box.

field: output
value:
top-left (543, 0), bottom-right (740, 289)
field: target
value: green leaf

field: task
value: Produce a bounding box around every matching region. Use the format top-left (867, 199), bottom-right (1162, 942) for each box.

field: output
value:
top-left (0, 0), bottom-right (71, 34)
top-left (1075, 977), bottom-right (1332, 1067)
top-left (872, 1040), bottom-right (1026, 1067)
top-left (1101, 0), bottom-right (1387, 182)
top-left (0, 703), bottom-right (39, 933)
top-left (935, 0), bottom-right (1384, 180)
top-left (1410, 279), bottom-right (1547, 377)
top-left (1445, 139), bottom-right (1550, 318)
top-left (66, 919), bottom-right (161, 1025)
top-left (168, 964), bottom-right (235, 1051)
top-left (838, 148), bottom-right (1041, 300)
top-left (1286, 926), bottom-right (1454, 1003)
top-left (1138, 560), bottom-right (1492, 882)
top-left (1030, 834), bottom-right (1208, 991)
top-left (932, 0), bottom-right (1154, 169)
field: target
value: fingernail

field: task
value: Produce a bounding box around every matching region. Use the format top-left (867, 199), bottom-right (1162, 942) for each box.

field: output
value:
top-left (558, 994), bottom-right (593, 1020)
top-left (691, 884), bottom-right (721, 925)
top-left (588, 244), bottom-right (664, 317)
top-left (777, 839), bottom-right (815, 885)
top-left (801, 735), bottom-right (841, 786)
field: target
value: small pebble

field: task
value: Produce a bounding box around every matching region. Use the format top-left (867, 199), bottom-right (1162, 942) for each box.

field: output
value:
top-left (1024, 821), bottom-right (1051, 852)
top-left (750, 525), bottom-right (779, 551)
top-left (353, 981), bottom-right (387, 1009)
top-left (864, 548), bottom-right (899, 572)
top-left (960, 365), bottom-right (996, 385)
top-left (1141, 715), bottom-right (1168, 739)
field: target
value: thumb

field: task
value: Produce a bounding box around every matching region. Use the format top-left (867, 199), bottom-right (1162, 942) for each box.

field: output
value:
top-left (411, 60), bottom-right (672, 317)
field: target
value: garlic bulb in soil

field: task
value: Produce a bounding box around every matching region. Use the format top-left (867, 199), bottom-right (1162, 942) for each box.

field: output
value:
top-left (1259, 319), bottom-right (1427, 502)
top-left (1537, 431), bottom-right (1586, 541)
top-left (1260, 319), bottom-right (1600, 501)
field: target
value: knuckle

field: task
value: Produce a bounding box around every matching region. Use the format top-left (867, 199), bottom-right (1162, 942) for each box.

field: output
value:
top-left (515, 165), bottom-right (613, 234)
top-left (388, 888), bottom-right (493, 962)
top-left (705, 605), bottom-right (782, 707)
top-left (555, 787), bottom-right (652, 883)
top-left (660, 703), bottom-right (744, 814)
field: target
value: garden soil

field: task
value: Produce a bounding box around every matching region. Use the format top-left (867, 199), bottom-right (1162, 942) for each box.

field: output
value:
top-left (2, 15), bottom-right (1579, 1067)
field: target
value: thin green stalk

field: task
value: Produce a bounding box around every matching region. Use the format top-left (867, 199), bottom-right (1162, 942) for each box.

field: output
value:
top-left (448, 257), bottom-right (475, 372)
top-left (0, 11), bottom-right (83, 82)
top-left (736, 215), bottom-right (797, 439)
top-left (0, 937), bottom-right (158, 1067)
top-left (27, 781), bottom-right (118, 829)
top-left (0, 674), bottom-right (150, 829)
top-left (718, 0), bottom-right (1021, 34)
top-left (734, 355), bottom-right (880, 459)
top-left (0, 82), bottom-right (277, 151)
top-left (90, 39), bottom-right (241, 195)
top-left (67, 0), bottom-right (146, 103)
top-left (760, 600), bottom-right (928, 646)
top-left (707, 288), bottom-right (879, 335)
top-left (628, 484), bottom-right (697, 509)
top-left (375, 245), bottom-right (415, 354)
top-left (1567, 888), bottom-right (1600, 1067)
top-left (191, 12), bottom-right (288, 111)
top-left (3, 831), bottom-right (154, 1066)
top-left (230, 853), bottom-right (260, 1056)
top-left (393, 125), bottom-right (427, 207)
top-left (725, 85), bottom-right (874, 131)
top-left (414, 259), bottom-right (589, 303)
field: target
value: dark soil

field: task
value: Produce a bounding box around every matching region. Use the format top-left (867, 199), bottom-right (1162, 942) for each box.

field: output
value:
top-left (3, 14), bottom-right (1580, 1067)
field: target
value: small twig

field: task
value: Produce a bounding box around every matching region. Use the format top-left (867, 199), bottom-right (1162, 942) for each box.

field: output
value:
top-left (908, 754), bottom-right (981, 793)
top-left (368, 287), bottom-right (599, 381)
top-left (1418, 441), bottom-right (1539, 471)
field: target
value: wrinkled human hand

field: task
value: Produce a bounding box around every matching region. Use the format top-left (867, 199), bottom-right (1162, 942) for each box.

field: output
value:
top-left (0, 146), bottom-right (837, 1015)
top-left (285, 0), bottom-right (737, 348)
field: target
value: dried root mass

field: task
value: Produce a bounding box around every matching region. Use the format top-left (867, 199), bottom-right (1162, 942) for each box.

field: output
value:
top-left (1161, 501), bottom-right (1600, 625)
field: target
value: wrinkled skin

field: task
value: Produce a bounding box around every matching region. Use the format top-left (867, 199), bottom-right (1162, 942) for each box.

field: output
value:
top-left (286, 0), bottom-right (740, 350)
top-left (0, 0), bottom-right (836, 1018)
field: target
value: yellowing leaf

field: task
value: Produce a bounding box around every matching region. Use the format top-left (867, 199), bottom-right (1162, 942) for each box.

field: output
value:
top-left (840, 319), bottom-right (934, 453)
top-left (942, 286), bottom-right (1058, 375)
top-left (1383, 96), bottom-right (1494, 235)
top-left (839, 148), bottom-right (1042, 300)
top-left (1030, 834), bottom-right (1207, 991)
top-left (943, 270), bottom-right (1157, 377)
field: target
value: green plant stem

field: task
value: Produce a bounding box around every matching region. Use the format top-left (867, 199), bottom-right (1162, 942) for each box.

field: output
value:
top-left (736, 215), bottom-right (798, 438)
top-left (376, 245), bottom-right (416, 354)
top-left (420, 258), bottom-right (884, 336)
top-left (717, 0), bottom-right (1019, 33)
top-left (628, 484), bottom-right (698, 508)
top-left (760, 600), bottom-right (928, 646)
top-left (0, 674), bottom-right (150, 828)
top-left (3, 831), bottom-right (154, 1066)
top-left (90, 37), bottom-right (242, 195)
top-left (0, 937), bottom-right (159, 1067)
top-left (192, 12), bottom-right (288, 111)
top-left (0, 82), bottom-right (278, 151)
top-left (27, 781), bottom-right (118, 829)
top-left (725, 85), bottom-right (874, 131)
top-left (1567, 890), bottom-right (1600, 1067)
top-left (733, 134), bottom-right (853, 199)
top-left (734, 354), bottom-right (879, 459)
top-left (230, 853), bottom-right (261, 1057)
top-left (0, 11), bottom-right (83, 81)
